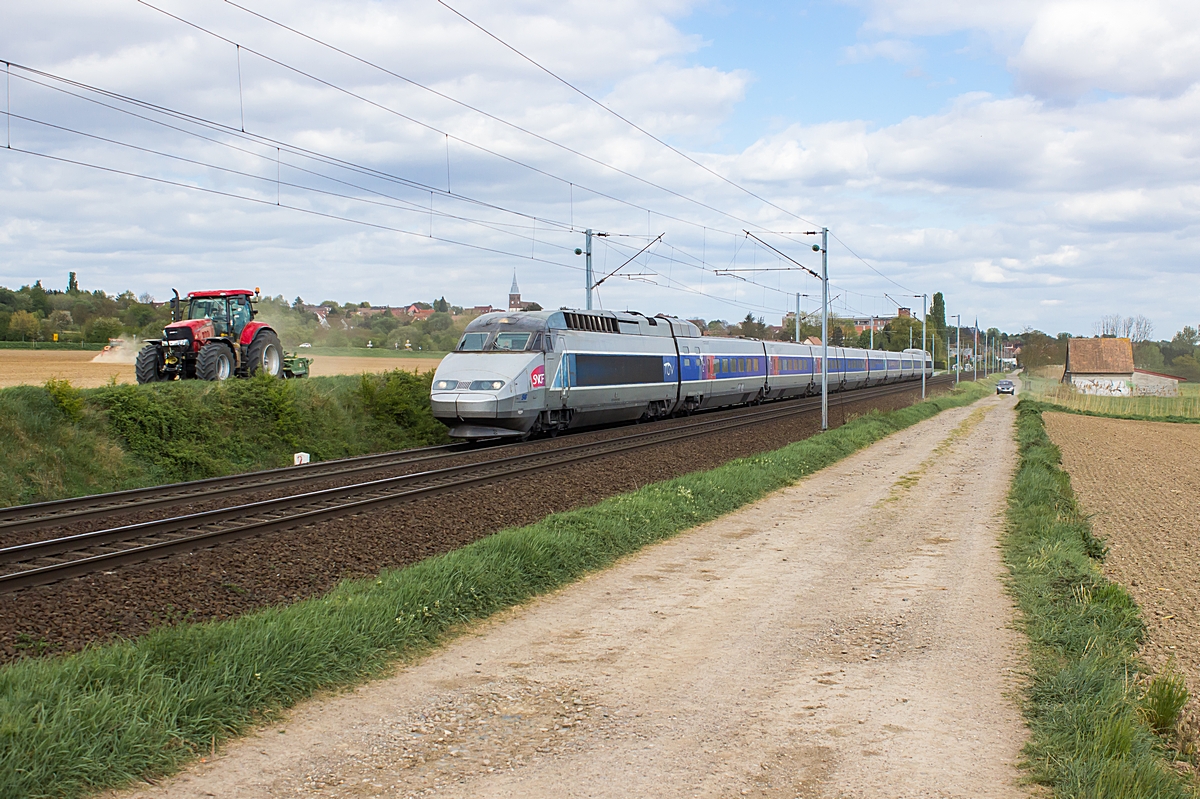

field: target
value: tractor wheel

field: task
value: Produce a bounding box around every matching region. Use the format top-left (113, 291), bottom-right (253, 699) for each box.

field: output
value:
top-left (196, 342), bottom-right (234, 381)
top-left (247, 331), bottom-right (283, 378)
top-left (135, 344), bottom-right (163, 384)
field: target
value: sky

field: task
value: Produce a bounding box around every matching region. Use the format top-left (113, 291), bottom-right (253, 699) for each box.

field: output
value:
top-left (2, 0), bottom-right (1199, 337)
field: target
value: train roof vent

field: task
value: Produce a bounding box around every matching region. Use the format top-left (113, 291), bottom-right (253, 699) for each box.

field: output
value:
top-left (564, 312), bottom-right (619, 333)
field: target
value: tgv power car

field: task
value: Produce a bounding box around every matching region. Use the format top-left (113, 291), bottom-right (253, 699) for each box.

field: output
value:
top-left (430, 309), bottom-right (932, 439)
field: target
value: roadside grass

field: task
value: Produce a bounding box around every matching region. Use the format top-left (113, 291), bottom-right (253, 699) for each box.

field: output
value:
top-left (1022, 374), bottom-right (1200, 422)
top-left (0, 370), bottom-right (447, 508)
top-left (1005, 399), bottom-right (1195, 797)
top-left (0, 379), bottom-right (991, 799)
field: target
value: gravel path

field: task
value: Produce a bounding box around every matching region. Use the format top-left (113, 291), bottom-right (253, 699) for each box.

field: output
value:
top-left (112, 391), bottom-right (1027, 799)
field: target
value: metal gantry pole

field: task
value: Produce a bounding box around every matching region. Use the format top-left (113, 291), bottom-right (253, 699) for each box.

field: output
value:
top-left (974, 324), bottom-right (978, 381)
top-left (921, 293), bottom-right (927, 399)
top-left (795, 292), bottom-right (800, 343)
top-left (821, 227), bottom-right (829, 431)
top-left (584, 228), bottom-right (594, 310)
top-left (953, 314), bottom-right (961, 385)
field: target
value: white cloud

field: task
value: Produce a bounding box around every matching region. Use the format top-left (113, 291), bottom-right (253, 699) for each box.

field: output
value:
top-left (841, 39), bottom-right (924, 66)
top-left (4, 0), bottom-right (1200, 335)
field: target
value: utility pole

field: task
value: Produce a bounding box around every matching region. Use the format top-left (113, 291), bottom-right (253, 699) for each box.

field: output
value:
top-left (820, 229), bottom-right (829, 431)
top-left (921, 293), bottom-right (927, 399)
top-left (574, 229), bottom-right (608, 310)
top-left (952, 314), bottom-right (961, 385)
top-left (795, 293), bottom-right (801, 343)
top-left (585, 229), bottom-right (594, 310)
top-left (974, 323), bottom-right (978, 381)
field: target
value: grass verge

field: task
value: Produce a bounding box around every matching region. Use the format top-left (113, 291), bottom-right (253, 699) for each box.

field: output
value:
top-left (1005, 398), bottom-right (1194, 797)
top-left (0, 370), bottom-right (447, 507)
top-left (0, 379), bottom-right (990, 799)
top-left (1019, 395), bottom-right (1200, 426)
top-left (1021, 374), bottom-right (1200, 423)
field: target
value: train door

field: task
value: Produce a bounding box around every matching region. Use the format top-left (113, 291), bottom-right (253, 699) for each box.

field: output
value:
top-left (550, 335), bottom-right (570, 407)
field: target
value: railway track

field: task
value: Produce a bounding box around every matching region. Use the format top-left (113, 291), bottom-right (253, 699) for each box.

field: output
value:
top-left (0, 376), bottom-right (953, 593)
top-left (0, 440), bottom-right (480, 534)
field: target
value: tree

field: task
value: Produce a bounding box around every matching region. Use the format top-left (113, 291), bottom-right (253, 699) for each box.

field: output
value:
top-left (929, 292), bottom-right (946, 336)
top-left (523, 302), bottom-right (543, 311)
top-left (47, 310), bottom-right (73, 331)
top-left (9, 310), bottom-right (40, 341)
top-left (85, 316), bottom-right (124, 343)
top-left (1133, 341), bottom-right (1165, 371)
top-left (739, 313), bottom-right (767, 339)
top-left (67, 272), bottom-right (79, 293)
top-left (1172, 326), bottom-right (1198, 349)
top-left (433, 296), bottom-right (449, 313)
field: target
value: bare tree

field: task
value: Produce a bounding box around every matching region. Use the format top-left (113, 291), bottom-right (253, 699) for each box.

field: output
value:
top-left (1093, 313), bottom-right (1123, 337)
top-left (1092, 313), bottom-right (1153, 340)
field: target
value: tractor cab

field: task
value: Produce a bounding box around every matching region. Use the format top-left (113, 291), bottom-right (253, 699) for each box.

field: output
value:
top-left (182, 292), bottom-right (256, 339)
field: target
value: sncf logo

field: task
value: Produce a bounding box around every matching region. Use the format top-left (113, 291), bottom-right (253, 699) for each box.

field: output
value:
top-left (530, 365), bottom-right (546, 389)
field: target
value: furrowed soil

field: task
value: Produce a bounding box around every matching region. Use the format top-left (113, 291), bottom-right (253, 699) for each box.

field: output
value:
top-left (0, 349), bottom-right (441, 387)
top-left (1044, 411), bottom-right (1200, 749)
top-left (113, 393), bottom-right (1028, 799)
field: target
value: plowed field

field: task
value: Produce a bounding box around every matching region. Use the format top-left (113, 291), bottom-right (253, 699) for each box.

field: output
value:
top-left (1044, 412), bottom-right (1200, 746)
top-left (0, 350), bottom-right (440, 388)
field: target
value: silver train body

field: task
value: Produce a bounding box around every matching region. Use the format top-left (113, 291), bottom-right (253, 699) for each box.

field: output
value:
top-left (430, 309), bottom-right (933, 438)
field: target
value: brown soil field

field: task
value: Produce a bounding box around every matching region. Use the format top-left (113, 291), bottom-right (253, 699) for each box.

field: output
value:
top-left (0, 350), bottom-right (441, 388)
top-left (308, 355), bottom-right (440, 377)
top-left (1045, 411), bottom-right (1200, 750)
top-left (0, 350), bottom-right (134, 388)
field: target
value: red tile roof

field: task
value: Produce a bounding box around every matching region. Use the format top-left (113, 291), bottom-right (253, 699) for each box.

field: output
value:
top-left (1065, 338), bottom-right (1134, 375)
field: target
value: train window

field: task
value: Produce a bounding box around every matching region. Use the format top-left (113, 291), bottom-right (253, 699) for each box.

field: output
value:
top-left (457, 332), bottom-right (489, 351)
top-left (493, 332), bottom-right (531, 351)
top-left (738, 358), bottom-right (745, 373)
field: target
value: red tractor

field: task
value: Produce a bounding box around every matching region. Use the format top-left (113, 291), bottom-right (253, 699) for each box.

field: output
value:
top-left (135, 288), bottom-right (305, 383)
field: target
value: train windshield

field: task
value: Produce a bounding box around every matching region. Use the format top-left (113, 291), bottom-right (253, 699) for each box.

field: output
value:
top-left (493, 332), bottom-right (531, 351)
top-left (457, 333), bottom-right (489, 351)
top-left (455, 330), bottom-right (537, 352)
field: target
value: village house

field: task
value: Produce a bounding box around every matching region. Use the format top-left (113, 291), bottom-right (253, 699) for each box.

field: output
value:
top-left (1063, 337), bottom-right (1182, 396)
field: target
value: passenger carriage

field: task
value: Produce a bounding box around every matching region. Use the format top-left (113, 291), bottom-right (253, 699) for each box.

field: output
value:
top-left (430, 309), bottom-right (934, 439)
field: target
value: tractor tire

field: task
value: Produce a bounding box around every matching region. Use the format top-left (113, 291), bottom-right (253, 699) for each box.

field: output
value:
top-left (135, 344), bottom-right (163, 384)
top-left (196, 341), bottom-right (235, 381)
top-left (247, 331), bottom-right (283, 378)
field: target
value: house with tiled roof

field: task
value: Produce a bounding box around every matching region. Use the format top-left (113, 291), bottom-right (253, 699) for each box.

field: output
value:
top-left (1063, 338), bottom-right (1134, 395)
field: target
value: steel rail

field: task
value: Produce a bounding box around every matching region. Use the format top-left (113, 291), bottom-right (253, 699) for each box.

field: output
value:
top-left (0, 440), bottom-right (480, 533)
top-left (0, 376), bottom-right (953, 593)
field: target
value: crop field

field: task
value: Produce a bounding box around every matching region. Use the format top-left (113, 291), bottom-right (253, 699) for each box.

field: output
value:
top-left (1024, 371), bottom-right (1200, 420)
top-left (0, 348), bottom-right (442, 388)
top-left (1044, 410), bottom-right (1200, 751)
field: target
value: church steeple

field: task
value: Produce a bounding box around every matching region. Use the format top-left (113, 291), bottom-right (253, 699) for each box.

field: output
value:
top-left (508, 271), bottom-right (521, 311)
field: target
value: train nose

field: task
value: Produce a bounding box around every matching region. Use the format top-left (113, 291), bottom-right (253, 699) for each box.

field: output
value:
top-left (453, 393), bottom-right (498, 417)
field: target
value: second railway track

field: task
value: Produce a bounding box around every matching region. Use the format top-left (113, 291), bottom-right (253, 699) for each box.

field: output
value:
top-left (0, 377), bottom-right (953, 593)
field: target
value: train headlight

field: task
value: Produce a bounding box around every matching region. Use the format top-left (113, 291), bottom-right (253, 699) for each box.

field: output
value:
top-left (469, 380), bottom-right (505, 391)
top-left (433, 379), bottom-right (458, 390)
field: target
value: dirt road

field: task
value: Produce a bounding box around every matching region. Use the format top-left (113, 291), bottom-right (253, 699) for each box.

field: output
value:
top-left (116, 393), bottom-right (1026, 799)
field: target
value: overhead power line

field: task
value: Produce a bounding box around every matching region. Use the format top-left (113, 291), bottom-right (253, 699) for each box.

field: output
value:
top-left (435, 0), bottom-right (823, 231)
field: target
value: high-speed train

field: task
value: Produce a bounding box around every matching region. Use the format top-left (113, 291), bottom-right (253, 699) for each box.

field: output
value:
top-left (430, 309), bottom-right (932, 439)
